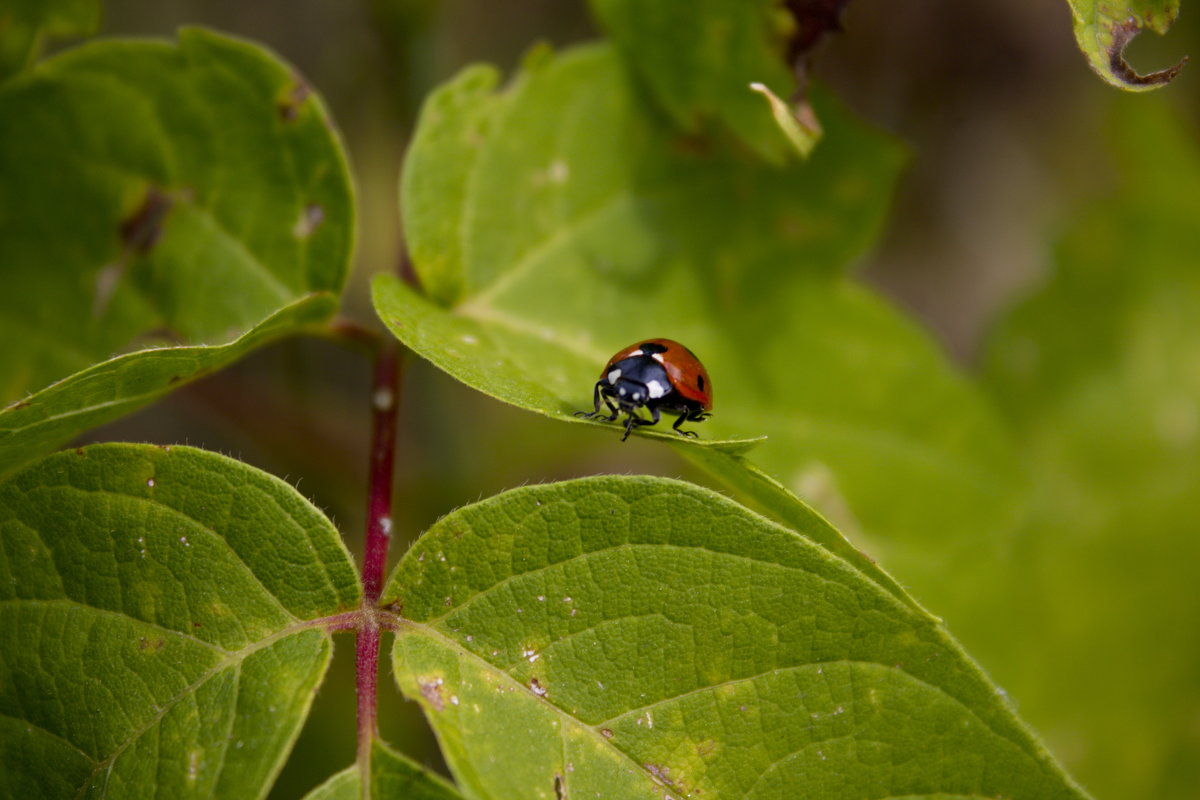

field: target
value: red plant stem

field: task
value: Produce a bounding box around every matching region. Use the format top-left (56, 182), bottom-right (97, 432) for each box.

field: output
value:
top-left (356, 340), bottom-right (401, 767)
top-left (363, 341), bottom-right (400, 603)
top-left (355, 622), bottom-right (382, 762)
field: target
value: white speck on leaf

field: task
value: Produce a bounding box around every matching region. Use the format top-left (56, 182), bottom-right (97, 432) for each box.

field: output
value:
top-left (292, 203), bottom-right (325, 238)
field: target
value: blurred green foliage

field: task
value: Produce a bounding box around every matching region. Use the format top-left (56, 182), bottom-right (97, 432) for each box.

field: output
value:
top-left (980, 98), bottom-right (1200, 797)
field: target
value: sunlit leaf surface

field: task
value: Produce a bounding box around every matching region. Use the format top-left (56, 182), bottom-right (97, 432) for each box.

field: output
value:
top-left (387, 476), bottom-right (1089, 799)
top-left (0, 444), bottom-right (361, 798)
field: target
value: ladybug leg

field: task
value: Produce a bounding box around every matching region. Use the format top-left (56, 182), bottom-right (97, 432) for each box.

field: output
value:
top-left (621, 414), bottom-right (638, 441)
top-left (672, 409), bottom-right (703, 438)
top-left (575, 381), bottom-right (619, 421)
top-left (621, 405), bottom-right (660, 441)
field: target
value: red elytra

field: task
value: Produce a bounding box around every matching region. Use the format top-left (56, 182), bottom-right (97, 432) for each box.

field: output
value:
top-left (602, 338), bottom-right (712, 411)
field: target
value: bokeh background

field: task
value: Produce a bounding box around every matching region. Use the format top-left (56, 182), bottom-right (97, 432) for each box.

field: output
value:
top-left (76, 1), bottom-right (1200, 797)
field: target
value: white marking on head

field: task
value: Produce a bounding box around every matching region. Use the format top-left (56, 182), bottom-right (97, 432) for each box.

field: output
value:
top-left (646, 379), bottom-right (667, 399)
top-left (632, 392), bottom-right (642, 402)
top-left (618, 387), bottom-right (627, 396)
top-left (607, 368), bottom-right (622, 383)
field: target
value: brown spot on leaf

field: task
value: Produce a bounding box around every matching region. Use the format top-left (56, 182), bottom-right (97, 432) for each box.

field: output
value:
top-left (554, 775), bottom-right (565, 800)
top-left (120, 187), bottom-right (173, 256)
top-left (1106, 17), bottom-right (1187, 87)
top-left (643, 763), bottom-right (675, 787)
top-left (168, 375), bottom-right (183, 385)
top-left (672, 134), bottom-right (712, 157)
top-left (530, 677), bottom-right (548, 697)
top-left (74, 448), bottom-right (86, 456)
top-left (418, 677), bottom-right (445, 711)
top-left (8, 400), bottom-right (31, 410)
top-left (600, 728), bottom-right (614, 739)
top-left (278, 73), bottom-right (313, 121)
top-left (139, 636), bottom-right (165, 652)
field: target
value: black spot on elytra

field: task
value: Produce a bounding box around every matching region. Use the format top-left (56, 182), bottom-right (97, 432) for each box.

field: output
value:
top-left (639, 342), bottom-right (668, 355)
top-left (697, 374), bottom-right (705, 391)
top-left (120, 187), bottom-right (173, 256)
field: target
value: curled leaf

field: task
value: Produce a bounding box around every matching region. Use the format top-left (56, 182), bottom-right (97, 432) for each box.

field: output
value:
top-left (1069, 0), bottom-right (1187, 90)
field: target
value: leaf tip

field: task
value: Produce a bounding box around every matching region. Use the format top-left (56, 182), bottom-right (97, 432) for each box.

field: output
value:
top-left (1080, 12), bottom-right (1188, 91)
top-left (749, 81), bottom-right (822, 158)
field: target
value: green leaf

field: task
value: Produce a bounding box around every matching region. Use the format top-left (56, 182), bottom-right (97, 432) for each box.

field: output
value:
top-left (0, 443), bottom-right (361, 799)
top-left (0, 26), bottom-right (354, 405)
top-left (0, 0), bottom-right (99, 81)
top-left (384, 42), bottom-right (1023, 600)
top-left (980, 97), bottom-right (1200, 796)
top-left (0, 293), bottom-right (336, 481)
top-left (302, 739), bottom-right (465, 800)
top-left (401, 63), bottom-right (503, 307)
top-left (1067, 0), bottom-right (1187, 89)
top-left (386, 476), bottom-right (1088, 799)
top-left (588, 0), bottom-right (796, 160)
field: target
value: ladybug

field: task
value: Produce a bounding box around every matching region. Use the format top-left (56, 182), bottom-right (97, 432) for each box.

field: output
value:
top-left (575, 338), bottom-right (712, 441)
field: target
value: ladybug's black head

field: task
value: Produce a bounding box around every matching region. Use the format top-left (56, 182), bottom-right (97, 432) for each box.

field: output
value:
top-left (602, 354), bottom-right (673, 412)
top-left (610, 376), bottom-right (651, 410)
